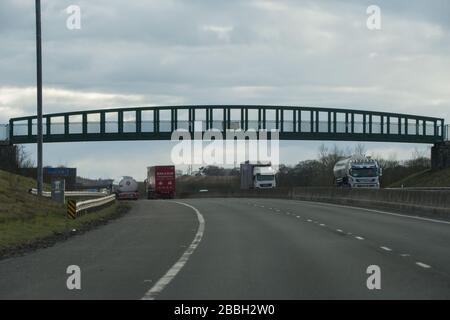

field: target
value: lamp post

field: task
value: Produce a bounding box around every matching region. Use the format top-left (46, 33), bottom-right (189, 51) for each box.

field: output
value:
top-left (35, 0), bottom-right (43, 196)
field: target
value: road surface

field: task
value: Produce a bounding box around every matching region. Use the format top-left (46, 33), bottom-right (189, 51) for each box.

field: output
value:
top-left (0, 198), bottom-right (449, 299)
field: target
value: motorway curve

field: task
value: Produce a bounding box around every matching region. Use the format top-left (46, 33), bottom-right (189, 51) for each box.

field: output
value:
top-left (0, 198), bottom-right (449, 299)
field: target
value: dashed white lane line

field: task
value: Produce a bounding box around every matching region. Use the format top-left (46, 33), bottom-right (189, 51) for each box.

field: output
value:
top-left (400, 253), bottom-right (411, 257)
top-left (141, 201), bottom-right (205, 300)
top-left (415, 262), bottom-right (431, 269)
top-left (258, 203), bottom-right (434, 271)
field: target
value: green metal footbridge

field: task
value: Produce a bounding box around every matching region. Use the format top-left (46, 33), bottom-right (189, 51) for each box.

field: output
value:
top-left (1, 105), bottom-right (447, 144)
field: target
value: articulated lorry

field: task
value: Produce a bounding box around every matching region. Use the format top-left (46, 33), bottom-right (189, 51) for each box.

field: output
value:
top-left (116, 176), bottom-right (139, 200)
top-left (146, 165), bottom-right (176, 199)
top-left (333, 156), bottom-right (382, 189)
top-left (240, 161), bottom-right (276, 189)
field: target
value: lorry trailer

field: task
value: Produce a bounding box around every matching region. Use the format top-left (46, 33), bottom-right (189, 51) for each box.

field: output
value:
top-left (116, 176), bottom-right (139, 200)
top-left (146, 165), bottom-right (176, 199)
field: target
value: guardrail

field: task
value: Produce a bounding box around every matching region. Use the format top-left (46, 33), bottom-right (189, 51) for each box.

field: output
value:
top-left (76, 194), bottom-right (116, 213)
top-left (28, 188), bottom-right (116, 218)
top-left (29, 189), bottom-right (51, 197)
top-left (66, 194), bottom-right (116, 219)
top-left (29, 189), bottom-right (108, 197)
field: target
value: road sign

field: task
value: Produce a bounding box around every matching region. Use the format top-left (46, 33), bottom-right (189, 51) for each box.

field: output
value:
top-left (46, 167), bottom-right (71, 176)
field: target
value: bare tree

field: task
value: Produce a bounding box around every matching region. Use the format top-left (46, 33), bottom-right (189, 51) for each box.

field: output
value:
top-left (17, 145), bottom-right (34, 168)
top-left (353, 143), bottom-right (366, 157)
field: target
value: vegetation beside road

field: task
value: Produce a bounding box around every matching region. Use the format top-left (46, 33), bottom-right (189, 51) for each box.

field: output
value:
top-left (388, 167), bottom-right (450, 187)
top-left (0, 169), bottom-right (130, 257)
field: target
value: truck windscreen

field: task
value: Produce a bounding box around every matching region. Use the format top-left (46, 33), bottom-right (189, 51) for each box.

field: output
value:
top-left (350, 168), bottom-right (377, 177)
top-left (256, 175), bottom-right (275, 181)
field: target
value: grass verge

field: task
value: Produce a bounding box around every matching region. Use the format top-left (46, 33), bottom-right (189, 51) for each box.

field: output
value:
top-left (388, 167), bottom-right (450, 187)
top-left (0, 169), bottom-right (132, 259)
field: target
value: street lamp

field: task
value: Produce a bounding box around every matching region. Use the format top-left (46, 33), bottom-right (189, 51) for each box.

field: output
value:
top-left (35, 0), bottom-right (43, 196)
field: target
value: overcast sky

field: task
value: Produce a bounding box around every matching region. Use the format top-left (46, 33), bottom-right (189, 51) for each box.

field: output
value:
top-left (1, 0), bottom-right (449, 180)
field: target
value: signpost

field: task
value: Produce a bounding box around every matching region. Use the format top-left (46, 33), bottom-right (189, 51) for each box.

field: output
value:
top-left (35, 0), bottom-right (44, 196)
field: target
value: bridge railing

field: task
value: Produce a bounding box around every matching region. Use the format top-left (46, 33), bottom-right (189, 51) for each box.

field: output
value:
top-left (8, 106), bottom-right (446, 144)
top-left (9, 120), bottom-right (442, 136)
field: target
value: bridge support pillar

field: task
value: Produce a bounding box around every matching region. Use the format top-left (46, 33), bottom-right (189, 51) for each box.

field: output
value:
top-left (431, 142), bottom-right (450, 171)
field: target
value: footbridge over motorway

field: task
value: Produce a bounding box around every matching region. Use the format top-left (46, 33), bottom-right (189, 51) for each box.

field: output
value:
top-left (1, 105), bottom-right (449, 168)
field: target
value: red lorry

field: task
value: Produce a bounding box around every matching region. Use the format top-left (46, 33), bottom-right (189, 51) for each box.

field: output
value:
top-left (145, 166), bottom-right (176, 199)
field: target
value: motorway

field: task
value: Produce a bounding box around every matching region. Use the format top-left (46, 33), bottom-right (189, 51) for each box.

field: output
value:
top-left (0, 198), bottom-right (449, 299)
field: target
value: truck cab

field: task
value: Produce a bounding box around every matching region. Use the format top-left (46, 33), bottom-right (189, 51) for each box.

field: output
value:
top-left (333, 157), bottom-right (381, 189)
top-left (253, 166), bottom-right (276, 189)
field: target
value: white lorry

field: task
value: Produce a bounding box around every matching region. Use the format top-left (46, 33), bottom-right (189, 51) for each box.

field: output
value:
top-left (333, 156), bottom-right (382, 189)
top-left (240, 161), bottom-right (276, 189)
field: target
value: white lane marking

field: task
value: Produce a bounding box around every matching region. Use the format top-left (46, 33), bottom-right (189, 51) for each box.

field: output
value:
top-left (296, 216), bottom-right (300, 218)
top-left (415, 262), bottom-right (431, 269)
top-left (355, 236), bottom-right (364, 240)
top-left (380, 246), bottom-right (392, 251)
top-left (275, 209), bottom-right (280, 212)
top-left (307, 219), bottom-right (312, 222)
top-left (319, 223), bottom-right (325, 227)
top-left (141, 201), bottom-right (205, 300)
top-left (292, 200), bottom-right (450, 225)
top-left (336, 229), bottom-right (343, 233)
top-left (347, 232), bottom-right (353, 235)
top-left (286, 212), bottom-right (291, 215)
top-left (400, 253), bottom-right (410, 257)
top-left (260, 205), bottom-right (265, 208)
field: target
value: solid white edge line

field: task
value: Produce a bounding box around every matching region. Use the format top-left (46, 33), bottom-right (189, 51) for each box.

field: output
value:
top-left (291, 200), bottom-right (450, 225)
top-left (141, 201), bottom-right (205, 300)
top-left (380, 246), bottom-right (392, 251)
top-left (355, 236), bottom-right (364, 240)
